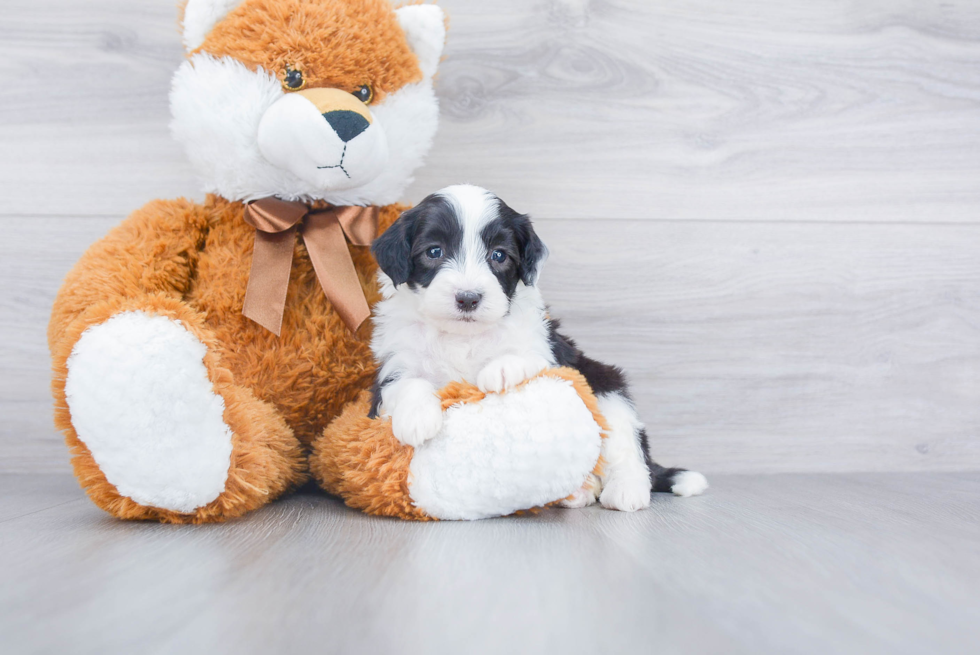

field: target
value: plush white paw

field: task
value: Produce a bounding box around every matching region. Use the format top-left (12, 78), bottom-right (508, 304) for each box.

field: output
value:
top-left (64, 311), bottom-right (233, 513)
top-left (599, 475), bottom-right (652, 512)
top-left (389, 379), bottom-right (444, 447)
top-left (408, 376), bottom-right (603, 520)
top-left (671, 471), bottom-right (709, 497)
top-left (560, 484), bottom-right (599, 509)
top-left (476, 354), bottom-right (548, 394)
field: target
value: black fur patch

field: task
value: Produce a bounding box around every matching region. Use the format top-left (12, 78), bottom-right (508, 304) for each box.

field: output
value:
top-left (547, 319), bottom-right (629, 397)
top-left (479, 198), bottom-right (548, 297)
top-left (371, 193), bottom-right (462, 289)
top-left (367, 373), bottom-right (399, 419)
top-left (640, 428), bottom-right (688, 493)
top-left (367, 378), bottom-right (383, 419)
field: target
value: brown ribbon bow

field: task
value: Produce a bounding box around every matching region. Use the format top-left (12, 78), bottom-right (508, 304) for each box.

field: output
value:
top-left (242, 197), bottom-right (379, 336)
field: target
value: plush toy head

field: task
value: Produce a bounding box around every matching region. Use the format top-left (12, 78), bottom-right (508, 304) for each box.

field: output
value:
top-left (171, 0), bottom-right (445, 206)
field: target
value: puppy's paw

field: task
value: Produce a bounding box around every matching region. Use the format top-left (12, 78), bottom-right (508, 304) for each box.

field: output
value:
top-left (389, 381), bottom-right (443, 448)
top-left (477, 354), bottom-right (548, 394)
top-left (599, 475), bottom-right (652, 512)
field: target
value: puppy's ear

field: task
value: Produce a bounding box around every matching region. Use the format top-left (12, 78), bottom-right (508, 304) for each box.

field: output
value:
top-left (371, 206), bottom-right (419, 287)
top-left (516, 215), bottom-right (549, 287)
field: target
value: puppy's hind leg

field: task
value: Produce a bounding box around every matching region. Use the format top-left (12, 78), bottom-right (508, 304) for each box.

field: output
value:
top-left (595, 392), bottom-right (654, 512)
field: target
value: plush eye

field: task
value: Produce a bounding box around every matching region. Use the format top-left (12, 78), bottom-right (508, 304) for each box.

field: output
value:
top-left (281, 68), bottom-right (305, 91)
top-left (426, 246), bottom-right (443, 259)
top-left (490, 249), bottom-right (507, 263)
top-left (353, 85), bottom-right (373, 104)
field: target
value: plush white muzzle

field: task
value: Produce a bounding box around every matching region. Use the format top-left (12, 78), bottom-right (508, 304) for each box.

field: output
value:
top-left (257, 91), bottom-right (389, 191)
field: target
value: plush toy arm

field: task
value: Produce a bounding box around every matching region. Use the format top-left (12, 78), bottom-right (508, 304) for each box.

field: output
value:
top-left (48, 198), bottom-right (210, 349)
top-left (311, 368), bottom-right (607, 521)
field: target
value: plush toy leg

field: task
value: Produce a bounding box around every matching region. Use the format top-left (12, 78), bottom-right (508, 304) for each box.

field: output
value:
top-left (51, 298), bottom-right (305, 523)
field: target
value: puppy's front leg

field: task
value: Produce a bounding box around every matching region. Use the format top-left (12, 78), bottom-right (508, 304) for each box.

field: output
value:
top-left (383, 378), bottom-right (444, 447)
top-left (476, 353), bottom-right (550, 394)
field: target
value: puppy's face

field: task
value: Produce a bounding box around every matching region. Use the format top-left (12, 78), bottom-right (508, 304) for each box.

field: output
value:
top-left (372, 185), bottom-right (548, 333)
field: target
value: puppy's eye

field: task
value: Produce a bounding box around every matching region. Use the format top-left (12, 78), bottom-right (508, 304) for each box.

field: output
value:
top-left (490, 249), bottom-right (507, 263)
top-left (282, 68), bottom-right (306, 91)
top-left (353, 85), bottom-right (373, 104)
top-left (426, 246), bottom-right (443, 259)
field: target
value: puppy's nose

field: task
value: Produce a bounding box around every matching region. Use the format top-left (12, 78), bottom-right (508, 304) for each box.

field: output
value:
top-left (322, 110), bottom-right (370, 142)
top-left (455, 290), bottom-right (483, 312)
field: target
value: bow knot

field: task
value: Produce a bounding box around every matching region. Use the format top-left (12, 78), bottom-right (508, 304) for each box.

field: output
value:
top-left (242, 197), bottom-right (379, 335)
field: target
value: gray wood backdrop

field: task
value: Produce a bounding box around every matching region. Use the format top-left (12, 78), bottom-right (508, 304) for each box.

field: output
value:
top-left (1, 0), bottom-right (978, 475)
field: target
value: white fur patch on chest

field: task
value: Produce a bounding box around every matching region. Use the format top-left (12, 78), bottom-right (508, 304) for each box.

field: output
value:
top-left (373, 282), bottom-right (554, 388)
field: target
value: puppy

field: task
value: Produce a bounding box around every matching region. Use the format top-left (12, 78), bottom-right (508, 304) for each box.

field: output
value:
top-left (369, 185), bottom-right (708, 511)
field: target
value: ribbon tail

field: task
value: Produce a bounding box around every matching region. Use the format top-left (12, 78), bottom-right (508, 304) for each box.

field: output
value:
top-left (243, 226), bottom-right (297, 336)
top-left (335, 205), bottom-right (380, 246)
top-left (303, 213), bottom-right (371, 333)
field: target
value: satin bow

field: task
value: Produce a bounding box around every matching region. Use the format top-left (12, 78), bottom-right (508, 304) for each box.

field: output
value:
top-left (242, 197), bottom-right (379, 335)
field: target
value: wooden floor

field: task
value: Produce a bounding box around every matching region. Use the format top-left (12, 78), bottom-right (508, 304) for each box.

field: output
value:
top-left (2, 472), bottom-right (978, 655)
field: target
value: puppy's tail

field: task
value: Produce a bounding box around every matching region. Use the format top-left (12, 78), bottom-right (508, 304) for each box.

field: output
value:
top-left (640, 429), bottom-right (709, 497)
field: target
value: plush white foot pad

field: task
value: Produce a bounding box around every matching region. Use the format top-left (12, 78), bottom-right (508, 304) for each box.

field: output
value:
top-left (560, 476), bottom-right (599, 509)
top-left (65, 311), bottom-right (233, 513)
top-left (408, 377), bottom-right (603, 520)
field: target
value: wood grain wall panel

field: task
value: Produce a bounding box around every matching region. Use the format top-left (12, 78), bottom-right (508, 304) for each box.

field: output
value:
top-left (1, 1), bottom-right (979, 221)
top-left (410, 1), bottom-right (980, 221)
top-left (3, 218), bottom-right (977, 473)
top-left (534, 219), bottom-right (980, 473)
top-left (1, 0), bottom-right (977, 473)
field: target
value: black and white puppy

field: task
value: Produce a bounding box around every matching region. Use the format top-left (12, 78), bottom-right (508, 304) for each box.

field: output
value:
top-left (369, 185), bottom-right (707, 511)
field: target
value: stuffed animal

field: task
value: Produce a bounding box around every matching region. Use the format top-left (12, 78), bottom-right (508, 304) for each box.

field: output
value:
top-left (48, 0), bottom-right (607, 522)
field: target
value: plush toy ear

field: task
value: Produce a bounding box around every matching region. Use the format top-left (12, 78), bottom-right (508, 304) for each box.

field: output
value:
top-left (371, 206), bottom-right (420, 287)
top-left (182, 0), bottom-right (245, 52)
top-left (395, 4), bottom-right (447, 79)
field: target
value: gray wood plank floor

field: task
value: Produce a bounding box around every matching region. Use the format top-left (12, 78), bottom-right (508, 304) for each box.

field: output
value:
top-left (2, 472), bottom-right (978, 655)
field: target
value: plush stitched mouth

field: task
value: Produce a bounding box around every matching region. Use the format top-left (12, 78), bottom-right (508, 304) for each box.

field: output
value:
top-left (316, 143), bottom-right (350, 178)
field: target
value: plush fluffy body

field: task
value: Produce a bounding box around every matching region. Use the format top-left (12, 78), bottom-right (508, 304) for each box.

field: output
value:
top-left (369, 186), bottom-right (708, 511)
top-left (49, 0), bottom-right (448, 523)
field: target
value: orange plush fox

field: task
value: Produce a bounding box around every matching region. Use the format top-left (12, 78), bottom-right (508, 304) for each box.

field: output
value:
top-left (49, 0), bottom-right (607, 523)
top-left (49, 0), bottom-right (446, 522)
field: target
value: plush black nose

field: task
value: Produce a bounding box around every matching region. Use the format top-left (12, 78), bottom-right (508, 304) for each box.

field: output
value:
top-left (322, 110), bottom-right (369, 143)
top-left (455, 291), bottom-right (483, 312)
